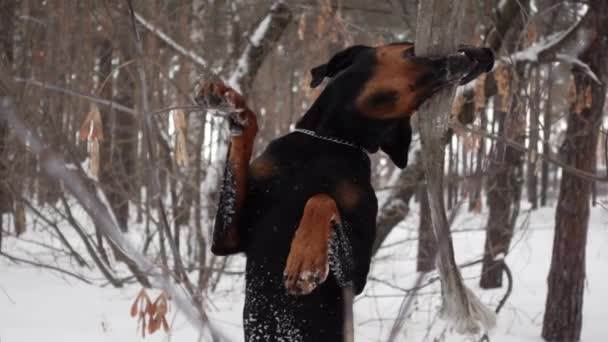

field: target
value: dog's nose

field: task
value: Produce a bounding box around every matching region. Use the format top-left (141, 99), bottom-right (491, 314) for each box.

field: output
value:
top-left (457, 46), bottom-right (495, 85)
top-left (459, 46), bottom-right (495, 72)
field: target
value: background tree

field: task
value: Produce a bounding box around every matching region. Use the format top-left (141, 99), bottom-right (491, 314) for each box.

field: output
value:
top-left (542, 2), bottom-right (608, 340)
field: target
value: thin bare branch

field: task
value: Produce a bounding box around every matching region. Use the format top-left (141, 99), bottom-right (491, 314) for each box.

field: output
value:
top-left (14, 77), bottom-right (136, 115)
top-left (1, 250), bottom-right (94, 285)
top-left (0, 97), bottom-right (225, 341)
top-left (125, 1), bottom-right (224, 340)
top-left (452, 121), bottom-right (608, 182)
top-left (134, 11), bottom-right (208, 68)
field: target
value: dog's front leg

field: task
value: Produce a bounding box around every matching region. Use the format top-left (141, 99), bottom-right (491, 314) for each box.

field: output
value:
top-left (284, 194), bottom-right (342, 295)
top-left (196, 82), bottom-right (258, 255)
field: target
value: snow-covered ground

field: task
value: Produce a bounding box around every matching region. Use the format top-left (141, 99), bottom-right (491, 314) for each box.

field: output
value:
top-left (1, 203), bottom-right (607, 342)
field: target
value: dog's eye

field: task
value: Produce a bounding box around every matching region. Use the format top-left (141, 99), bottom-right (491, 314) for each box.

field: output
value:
top-left (366, 90), bottom-right (398, 108)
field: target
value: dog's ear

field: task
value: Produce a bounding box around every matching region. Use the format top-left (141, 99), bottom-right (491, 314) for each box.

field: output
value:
top-left (380, 117), bottom-right (412, 169)
top-left (310, 45), bottom-right (368, 88)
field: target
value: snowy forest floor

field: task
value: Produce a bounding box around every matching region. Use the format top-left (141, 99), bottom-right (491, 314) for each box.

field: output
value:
top-left (1, 201), bottom-right (607, 342)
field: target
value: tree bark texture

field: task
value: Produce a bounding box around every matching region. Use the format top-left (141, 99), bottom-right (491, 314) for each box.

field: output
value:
top-left (373, 0), bottom-right (519, 256)
top-left (542, 3), bottom-right (607, 340)
top-left (480, 3), bottom-right (528, 288)
top-left (0, 0), bottom-right (17, 216)
top-left (541, 66), bottom-right (553, 206)
top-left (527, 68), bottom-right (540, 209)
top-left (480, 65), bottom-right (526, 289)
top-left (415, 0), bottom-right (495, 334)
top-left (416, 180), bottom-right (436, 272)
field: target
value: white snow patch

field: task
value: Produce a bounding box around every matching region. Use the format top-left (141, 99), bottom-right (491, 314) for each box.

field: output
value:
top-left (2, 201), bottom-right (608, 341)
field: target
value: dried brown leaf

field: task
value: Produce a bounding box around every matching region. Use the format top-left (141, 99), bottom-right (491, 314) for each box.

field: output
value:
top-left (494, 65), bottom-right (512, 112)
top-left (130, 289), bottom-right (145, 317)
top-left (451, 94), bottom-right (465, 116)
top-left (298, 12), bottom-right (307, 40)
top-left (149, 317), bottom-right (159, 334)
top-left (473, 73), bottom-right (487, 112)
top-left (161, 317), bottom-right (169, 332)
top-left (79, 103), bottom-right (103, 142)
top-left (89, 139), bottom-right (100, 178)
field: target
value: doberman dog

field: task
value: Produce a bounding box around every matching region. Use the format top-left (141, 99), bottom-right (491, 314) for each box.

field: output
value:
top-left (195, 42), bottom-right (494, 341)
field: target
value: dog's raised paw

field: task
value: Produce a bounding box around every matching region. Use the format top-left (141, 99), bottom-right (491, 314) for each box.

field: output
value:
top-left (283, 194), bottom-right (338, 295)
top-left (283, 246), bottom-right (329, 295)
top-left (194, 80), bottom-right (224, 107)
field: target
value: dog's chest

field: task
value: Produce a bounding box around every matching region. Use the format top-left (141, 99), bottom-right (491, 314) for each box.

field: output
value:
top-left (247, 153), bottom-right (328, 202)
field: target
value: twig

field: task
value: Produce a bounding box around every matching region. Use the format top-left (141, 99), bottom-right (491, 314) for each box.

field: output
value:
top-left (17, 194), bottom-right (89, 268)
top-left (385, 199), bottom-right (466, 340)
top-left (14, 77), bottom-right (136, 115)
top-left (0, 284), bottom-right (16, 304)
top-left (134, 11), bottom-right (208, 68)
top-left (495, 262), bottom-right (513, 315)
top-left (478, 261), bottom-right (513, 342)
top-left (0, 96), bottom-right (224, 340)
top-left (386, 272), bottom-right (427, 342)
top-left (124, 1), bottom-right (222, 340)
top-left (126, 0), bottom-right (193, 293)
top-left (0, 251), bottom-right (94, 285)
top-left (58, 193), bottom-right (127, 287)
top-left (452, 121), bottom-right (608, 182)
top-left (14, 78), bottom-right (204, 117)
top-left (227, 2), bottom-right (292, 94)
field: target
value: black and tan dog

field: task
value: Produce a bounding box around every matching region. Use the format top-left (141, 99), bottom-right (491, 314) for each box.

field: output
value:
top-left (196, 42), bottom-right (493, 341)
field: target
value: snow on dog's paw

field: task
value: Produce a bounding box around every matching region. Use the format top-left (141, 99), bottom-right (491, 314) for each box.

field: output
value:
top-left (284, 194), bottom-right (338, 295)
top-left (283, 241), bottom-right (329, 295)
top-left (194, 80), bottom-right (224, 108)
top-left (194, 80), bottom-right (244, 118)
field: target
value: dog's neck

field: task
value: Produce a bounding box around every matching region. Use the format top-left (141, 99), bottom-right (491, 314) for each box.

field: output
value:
top-left (295, 109), bottom-right (353, 144)
top-left (296, 103), bottom-right (398, 154)
top-left (295, 88), bottom-right (367, 147)
top-left (293, 128), bottom-right (363, 151)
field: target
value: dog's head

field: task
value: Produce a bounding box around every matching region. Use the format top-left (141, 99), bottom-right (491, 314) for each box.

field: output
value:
top-left (298, 42), bottom-right (494, 168)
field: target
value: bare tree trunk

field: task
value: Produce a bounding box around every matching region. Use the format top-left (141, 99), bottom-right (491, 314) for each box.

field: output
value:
top-left (541, 65), bottom-right (552, 206)
top-left (376, 0), bottom-right (520, 254)
top-left (542, 5), bottom-right (607, 340)
top-left (480, 64), bottom-right (526, 289)
top-left (228, 2), bottom-right (293, 96)
top-left (165, 1), bottom-right (195, 268)
top-left (372, 153), bottom-right (424, 255)
top-left (527, 67), bottom-right (540, 209)
top-left (95, 38), bottom-right (113, 262)
top-left (416, 180), bottom-right (436, 272)
top-left (447, 138), bottom-right (454, 210)
top-left (192, 0), bottom-right (212, 291)
top-left (0, 0), bottom-right (17, 221)
top-left (0, 0), bottom-right (18, 247)
top-left (112, 36), bottom-right (138, 232)
top-left (479, 3), bottom-right (528, 287)
top-left (470, 105), bottom-right (486, 212)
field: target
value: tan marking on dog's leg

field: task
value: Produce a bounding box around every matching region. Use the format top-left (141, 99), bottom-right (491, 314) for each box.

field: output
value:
top-left (335, 180), bottom-right (361, 212)
top-left (284, 194), bottom-right (341, 295)
top-left (249, 155), bottom-right (279, 180)
top-left (199, 80), bottom-right (258, 252)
